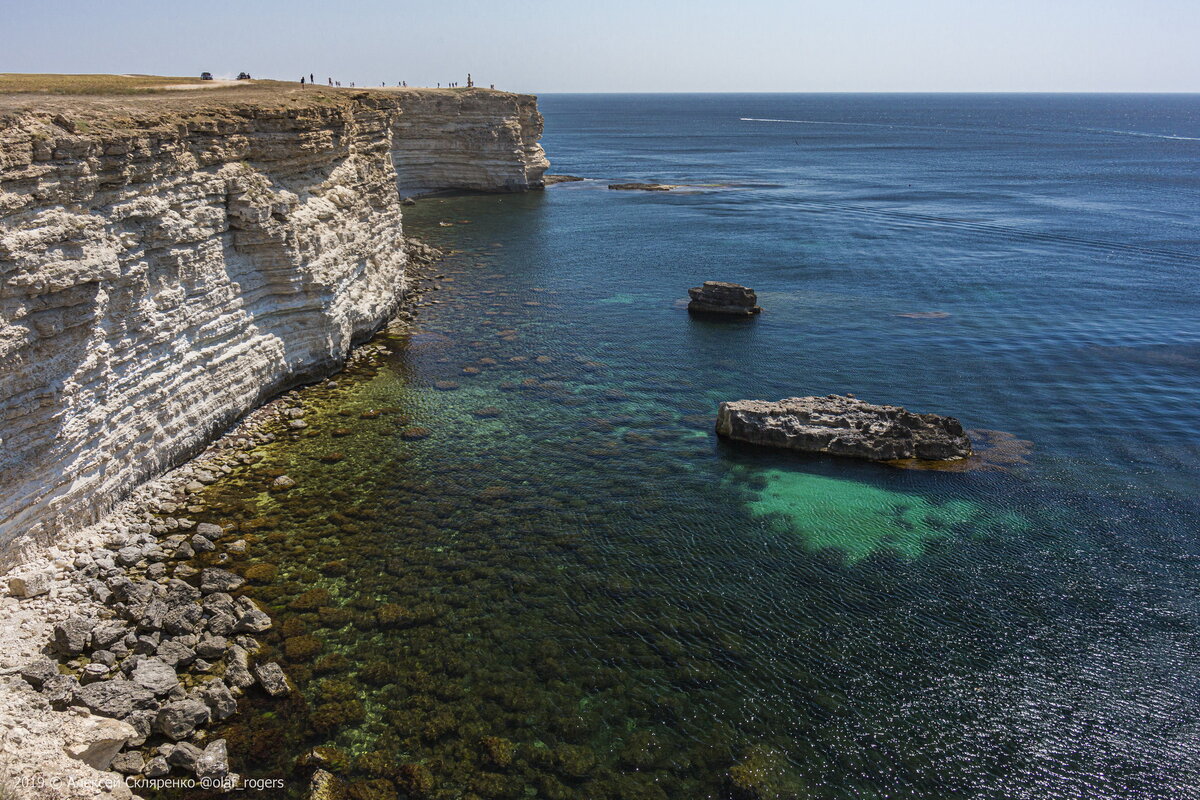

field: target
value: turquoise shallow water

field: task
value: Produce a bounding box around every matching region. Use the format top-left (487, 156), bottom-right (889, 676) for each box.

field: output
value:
top-left (178, 95), bottom-right (1199, 799)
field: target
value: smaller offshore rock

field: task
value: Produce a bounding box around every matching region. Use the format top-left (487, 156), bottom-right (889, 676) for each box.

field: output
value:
top-left (687, 281), bottom-right (762, 317)
top-left (716, 395), bottom-right (972, 462)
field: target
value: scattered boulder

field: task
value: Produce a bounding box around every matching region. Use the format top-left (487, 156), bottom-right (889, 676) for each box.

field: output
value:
top-left (91, 620), bottom-right (130, 650)
top-left (194, 522), bottom-right (224, 540)
top-left (200, 568), bottom-right (244, 594)
top-left (156, 639), bottom-right (197, 668)
top-left (272, 475), bottom-right (297, 490)
top-left (190, 534), bottom-right (217, 553)
top-left (196, 634), bottom-right (230, 659)
top-left (52, 614), bottom-right (95, 656)
top-left (716, 395), bottom-right (973, 461)
top-left (253, 661), bottom-right (292, 696)
top-left (78, 679), bottom-right (155, 718)
top-left (143, 755), bottom-right (170, 777)
top-left (155, 698), bottom-right (211, 740)
top-left (131, 658), bottom-right (180, 696)
top-left (62, 713), bottom-right (137, 770)
top-left (8, 571), bottom-right (51, 598)
top-left (687, 281), bottom-right (762, 317)
top-left (166, 741), bottom-right (205, 771)
top-left (124, 709), bottom-right (156, 746)
top-left (224, 645), bottom-right (255, 690)
top-left (162, 604), bottom-right (202, 636)
top-left (111, 750), bottom-right (146, 775)
top-left (195, 739), bottom-right (230, 779)
top-left (233, 605), bottom-right (272, 634)
top-left (201, 678), bottom-right (238, 721)
top-left (310, 768), bottom-right (348, 800)
top-left (41, 674), bottom-right (82, 709)
top-left (19, 656), bottom-right (59, 689)
top-left (118, 545), bottom-right (148, 567)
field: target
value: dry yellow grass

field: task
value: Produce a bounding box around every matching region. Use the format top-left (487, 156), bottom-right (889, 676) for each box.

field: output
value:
top-left (0, 73), bottom-right (294, 95)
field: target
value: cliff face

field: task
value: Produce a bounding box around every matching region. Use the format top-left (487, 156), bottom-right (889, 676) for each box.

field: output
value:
top-left (0, 89), bottom-right (547, 560)
top-left (391, 91), bottom-right (549, 194)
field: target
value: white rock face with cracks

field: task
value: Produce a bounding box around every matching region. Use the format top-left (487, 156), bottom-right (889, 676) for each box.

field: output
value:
top-left (0, 90), bottom-right (547, 562)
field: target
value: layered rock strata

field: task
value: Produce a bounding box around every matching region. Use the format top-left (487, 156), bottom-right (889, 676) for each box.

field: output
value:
top-left (0, 251), bottom-right (447, 793)
top-left (716, 395), bottom-right (973, 461)
top-left (390, 90), bottom-right (548, 195)
top-left (688, 281), bottom-right (762, 316)
top-left (0, 89), bottom-right (546, 563)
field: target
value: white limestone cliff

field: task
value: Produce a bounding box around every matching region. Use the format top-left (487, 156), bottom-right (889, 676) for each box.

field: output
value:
top-left (0, 89), bottom-right (547, 562)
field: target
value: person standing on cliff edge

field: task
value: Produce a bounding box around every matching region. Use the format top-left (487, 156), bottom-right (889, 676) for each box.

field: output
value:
top-left (300, 76), bottom-right (305, 85)
top-left (310, 73), bottom-right (314, 84)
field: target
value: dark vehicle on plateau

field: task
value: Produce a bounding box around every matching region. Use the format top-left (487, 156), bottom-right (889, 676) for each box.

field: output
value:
top-left (200, 72), bottom-right (213, 80)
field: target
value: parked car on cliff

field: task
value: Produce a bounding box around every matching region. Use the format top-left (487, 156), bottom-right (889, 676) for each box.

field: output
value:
top-left (200, 72), bottom-right (213, 80)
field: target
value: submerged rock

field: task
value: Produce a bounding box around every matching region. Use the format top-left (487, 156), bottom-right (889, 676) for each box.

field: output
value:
top-left (687, 281), bottom-right (762, 317)
top-left (716, 395), bottom-right (972, 462)
top-left (254, 661), bottom-right (292, 696)
top-left (608, 182), bottom-right (675, 191)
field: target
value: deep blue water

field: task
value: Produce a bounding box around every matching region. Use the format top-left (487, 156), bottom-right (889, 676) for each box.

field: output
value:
top-left (198, 94), bottom-right (1200, 799)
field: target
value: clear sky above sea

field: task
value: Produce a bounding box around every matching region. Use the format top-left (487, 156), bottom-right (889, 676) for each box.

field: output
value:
top-left (3, 0), bottom-right (1197, 93)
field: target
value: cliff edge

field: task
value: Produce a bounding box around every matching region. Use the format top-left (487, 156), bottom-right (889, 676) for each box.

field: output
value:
top-left (0, 86), bottom-right (548, 563)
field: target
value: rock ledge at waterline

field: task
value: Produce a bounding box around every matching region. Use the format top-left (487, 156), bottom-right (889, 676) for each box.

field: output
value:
top-left (716, 395), bottom-right (973, 462)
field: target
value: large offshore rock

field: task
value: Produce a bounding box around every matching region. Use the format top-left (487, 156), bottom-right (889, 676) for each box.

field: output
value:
top-left (716, 395), bottom-right (972, 461)
top-left (687, 281), bottom-right (762, 316)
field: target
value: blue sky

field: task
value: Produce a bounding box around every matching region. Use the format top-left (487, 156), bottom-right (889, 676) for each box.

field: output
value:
top-left (4, 0), bottom-right (1197, 92)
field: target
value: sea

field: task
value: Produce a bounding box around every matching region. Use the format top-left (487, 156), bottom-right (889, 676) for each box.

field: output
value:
top-left (188, 94), bottom-right (1200, 800)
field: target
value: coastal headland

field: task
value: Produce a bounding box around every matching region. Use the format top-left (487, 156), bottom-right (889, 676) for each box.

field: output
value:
top-left (0, 77), bottom-right (546, 795)
top-left (0, 76), bottom-right (548, 563)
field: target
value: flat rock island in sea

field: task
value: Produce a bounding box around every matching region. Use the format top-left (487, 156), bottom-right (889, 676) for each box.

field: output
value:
top-left (716, 395), bottom-right (973, 461)
top-left (688, 281), bottom-right (762, 316)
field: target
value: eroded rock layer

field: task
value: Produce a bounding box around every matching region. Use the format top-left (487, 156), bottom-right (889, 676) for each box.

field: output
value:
top-left (0, 90), bottom-right (546, 560)
top-left (390, 91), bottom-right (548, 195)
top-left (716, 395), bottom-right (973, 461)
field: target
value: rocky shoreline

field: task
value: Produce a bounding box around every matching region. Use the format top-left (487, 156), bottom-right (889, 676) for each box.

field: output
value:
top-left (0, 239), bottom-right (445, 800)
